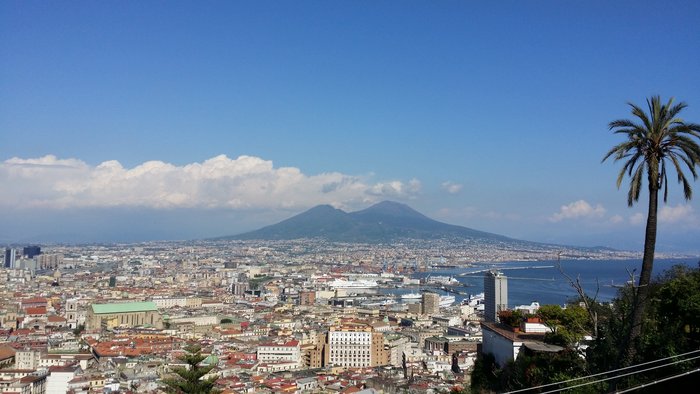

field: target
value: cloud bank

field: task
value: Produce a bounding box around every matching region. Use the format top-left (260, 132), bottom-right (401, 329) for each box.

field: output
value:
top-left (1, 155), bottom-right (421, 211)
top-left (550, 200), bottom-right (606, 222)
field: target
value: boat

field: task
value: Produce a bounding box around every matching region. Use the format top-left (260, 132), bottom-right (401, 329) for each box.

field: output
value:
top-left (362, 299), bottom-right (398, 307)
top-left (463, 293), bottom-right (485, 311)
top-left (439, 295), bottom-right (455, 307)
top-left (514, 302), bottom-right (540, 314)
top-left (328, 279), bottom-right (379, 289)
top-left (400, 293), bottom-right (422, 300)
top-left (426, 275), bottom-right (461, 286)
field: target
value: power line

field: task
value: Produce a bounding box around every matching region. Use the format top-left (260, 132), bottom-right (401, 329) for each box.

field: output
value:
top-left (502, 349), bottom-right (700, 394)
top-left (614, 367), bottom-right (700, 393)
top-left (538, 354), bottom-right (700, 394)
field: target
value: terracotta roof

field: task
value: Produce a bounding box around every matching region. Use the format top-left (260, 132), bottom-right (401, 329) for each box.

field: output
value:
top-left (0, 345), bottom-right (16, 360)
top-left (21, 297), bottom-right (47, 305)
top-left (25, 307), bottom-right (47, 315)
top-left (258, 339), bottom-right (299, 348)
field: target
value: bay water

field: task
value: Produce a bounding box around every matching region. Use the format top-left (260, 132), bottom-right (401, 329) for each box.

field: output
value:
top-left (388, 258), bottom-right (698, 307)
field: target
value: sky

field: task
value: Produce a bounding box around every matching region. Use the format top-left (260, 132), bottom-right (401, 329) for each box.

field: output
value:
top-left (1, 1), bottom-right (700, 252)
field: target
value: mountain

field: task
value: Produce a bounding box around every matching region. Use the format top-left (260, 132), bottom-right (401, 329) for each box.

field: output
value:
top-left (226, 201), bottom-right (515, 243)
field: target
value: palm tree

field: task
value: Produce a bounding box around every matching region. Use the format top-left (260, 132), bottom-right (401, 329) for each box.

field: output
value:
top-left (603, 95), bottom-right (700, 365)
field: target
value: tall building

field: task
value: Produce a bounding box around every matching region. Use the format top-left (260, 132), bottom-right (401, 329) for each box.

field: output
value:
top-left (484, 270), bottom-right (508, 322)
top-left (299, 290), bottom-right (316, 306)
top-left (36, 253), bottom-right (63, 270)
top-left (422, 292), bottom-right (440, 315)
top-left (23, 245), bottom-right (41, 259)
top-left (326, 322), bottom-right (387, 368)
top-left (230, 281), bottom-right (250, 295)
top-left (4, 248), bottom-right (16, 269)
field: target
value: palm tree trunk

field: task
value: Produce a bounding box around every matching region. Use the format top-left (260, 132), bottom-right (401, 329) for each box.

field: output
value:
top-left (622, 175), bottom-right (659, 366)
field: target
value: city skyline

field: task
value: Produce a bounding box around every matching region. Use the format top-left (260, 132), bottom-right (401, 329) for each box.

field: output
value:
top-left (2, 1), bottom-right (700, 252)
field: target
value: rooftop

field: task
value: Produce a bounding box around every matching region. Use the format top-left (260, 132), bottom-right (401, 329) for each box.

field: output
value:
top-left (91, 302), bottom-right (158, 314)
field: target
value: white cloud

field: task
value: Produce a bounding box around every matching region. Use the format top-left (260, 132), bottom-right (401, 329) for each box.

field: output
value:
top-left (659, 204), bottom-right (694, 223)
top-left (609, 214), bottom-right (624, 224)
top-left (441, 181), bottom-right (463, 194)
top-left (368, 178), bottom-right (421, 198)
top-left (629, 212), bottom-right (646, 225)
top-left (659, 204), bottom-right (700, 228)
top-left (0, 155), bottom-right (422, 210)
top-left (550, 200), bottom-right (606, 222)
top-left (408, 178), bottom-right (422, 194)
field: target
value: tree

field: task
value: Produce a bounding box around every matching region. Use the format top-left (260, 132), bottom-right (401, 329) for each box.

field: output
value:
top-left (537, 304), bottom-right (589, 347)
top-left (602, 96), bottom-right (700, 365)
top-left (72, 324), bottom-right (85, 337)
top-left (641, 265), bottom-right (700, 360)
top-left (163, 344), bottom-right (219, 394)
top-left (588, 264), bottom-right (700, 391)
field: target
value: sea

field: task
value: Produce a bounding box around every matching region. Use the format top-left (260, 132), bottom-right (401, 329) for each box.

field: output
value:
top-left (382, 257), bottom-right (699, 307)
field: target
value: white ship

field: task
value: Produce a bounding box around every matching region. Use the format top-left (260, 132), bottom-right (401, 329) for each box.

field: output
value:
top-left (426, 275), bottom-right (461, 285)
top-left (328, 279), bottom-right (379, 289)
top-left (439, 295), bottom-right (456, 307)
top-left (362, 299), bottom-right (398, 307)
top-left (514, 301), bottom-right (540, 314)
top-left (463, 292), bottom-right (485, 311)
top-left (400, 293), bottom-right (422, 300)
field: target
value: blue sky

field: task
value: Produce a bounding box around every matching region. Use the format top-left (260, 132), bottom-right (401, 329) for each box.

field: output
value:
top-left (1, 1), bottom-right (699, 252)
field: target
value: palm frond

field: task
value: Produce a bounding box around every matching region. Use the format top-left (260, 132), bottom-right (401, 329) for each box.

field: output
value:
top-left (628, 163), bottom-right (645, 206)
top-left (606, 96), bottom-right (700, 207)
top-left (667, 100), bottom-right (687, 120)
top-left (629, 102), bottom-right (653, 133)
top-left (668, 154), bottom-right (694, 200)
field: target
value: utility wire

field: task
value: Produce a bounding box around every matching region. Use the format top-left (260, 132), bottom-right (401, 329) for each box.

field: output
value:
top-left (503, 348), bottom-right (700, 394)
top-left (614, 367), bottom-right (700, 394)
top-left (538, 354), bottom-right (700, 394)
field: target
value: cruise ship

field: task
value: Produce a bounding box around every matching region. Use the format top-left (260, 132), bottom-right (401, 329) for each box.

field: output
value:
top-left (327, 279), bottom-right (379, 289)
top-left (425, 275), bottom-right (461, 285)
top-left (463, 292), bottom-right (485, 311)
top-left (362, 299), bottom-right (398, 307)
top-left (439, 295), bottom-right (456, 307)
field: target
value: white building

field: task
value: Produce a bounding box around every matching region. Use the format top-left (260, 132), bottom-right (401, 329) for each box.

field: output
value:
top-left (45, 365), bottom-right (78, 394)
top-left (256, 339), bottom-right (301, 366)
top-left (151, 297), bottom-right (202, 309)
top-left (481, 322), bottom-right (523, 367)
top-left (14, 349), bottom-right (41, 370)
top-left (327, 323), bottom-right (386, 368)
top-left (481, 322), bottom-right (562, 368)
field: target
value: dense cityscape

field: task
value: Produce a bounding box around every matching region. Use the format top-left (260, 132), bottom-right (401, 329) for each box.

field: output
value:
top-left (4, 1), bottom-right (700, 393)
top-left (0, 238), bottom-right (650, 393)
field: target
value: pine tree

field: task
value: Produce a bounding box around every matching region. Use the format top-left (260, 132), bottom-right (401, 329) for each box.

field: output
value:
top-left (163, 344), bottom-right (219, 394)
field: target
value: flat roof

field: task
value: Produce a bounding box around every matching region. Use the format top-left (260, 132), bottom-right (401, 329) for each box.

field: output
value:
top-left (523, 341), bottom-right (565, 353)
top-left (91, 302), bottom-right (158, 314)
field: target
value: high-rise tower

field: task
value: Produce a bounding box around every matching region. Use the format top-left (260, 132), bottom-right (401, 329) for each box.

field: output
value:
top-left (484, 270), bottom-right (508, 322)
top-left (4, 248), bottom-right (16, 268)
top-left (23, 245), bottom-right (41, 259)
top-left (422, 292), bottom-right (440, 315)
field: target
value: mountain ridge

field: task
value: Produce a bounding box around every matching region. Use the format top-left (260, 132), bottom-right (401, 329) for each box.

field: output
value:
top-left (223, 200), bottom-right (518, 244)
